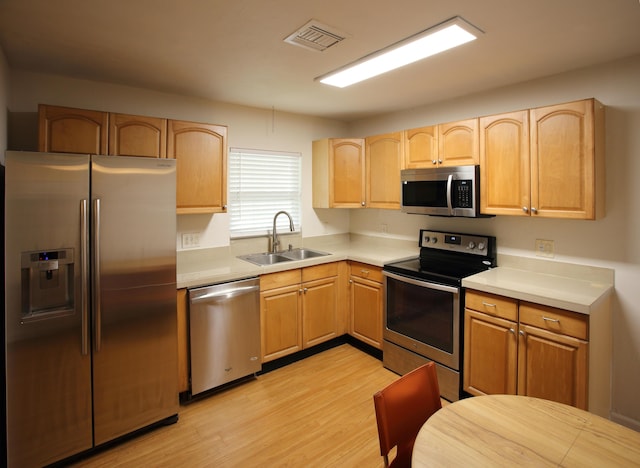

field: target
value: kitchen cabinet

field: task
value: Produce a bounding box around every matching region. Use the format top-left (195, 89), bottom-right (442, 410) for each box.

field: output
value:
top-left (312, 138), bottom-right (366, 208)
top-left (260, 263), bottom-right (339, 362)
top-left (38, 104), bottom-right (108, 154)
top-left (176, 288), bottom-right (189, 393)
top-left (464, 290), bottom-right (589, 410)
top-left (403, 119), bottom-right (478, 168)
top-left (167, 119), bottom-right (228, 215)
top-left (530, 98), bottom-right (605, 219)
top-left (481, 99), bottom-right (605, 219)
top-left (438, 118), bottom-right (479, 166)
top-left (479, 110), bottom-right (531, 216)
top-left (349, 262), bottom-right (383, 349)
top-left (109, 112), bottom-right (167, 158)
top-left (365, 131), bottom-right (403, 209)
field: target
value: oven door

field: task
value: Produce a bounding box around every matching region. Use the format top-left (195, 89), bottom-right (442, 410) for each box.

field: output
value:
top-left (383, 271), bottom-right (460, 370)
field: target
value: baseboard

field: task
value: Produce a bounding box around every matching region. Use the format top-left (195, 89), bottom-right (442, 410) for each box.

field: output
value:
top-left (610, 411), bottom-right (640, 432)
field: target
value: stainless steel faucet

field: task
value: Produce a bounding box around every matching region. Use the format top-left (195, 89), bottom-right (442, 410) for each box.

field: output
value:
top-left (271, 210), bottom-right (295, 253)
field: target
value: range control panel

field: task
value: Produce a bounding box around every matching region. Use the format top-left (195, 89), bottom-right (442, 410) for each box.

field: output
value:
top-left (419, 229), bottom-right (494, 256)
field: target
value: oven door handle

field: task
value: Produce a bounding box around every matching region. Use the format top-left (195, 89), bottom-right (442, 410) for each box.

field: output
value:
top-left (383, 271), bottom-right (460, 294)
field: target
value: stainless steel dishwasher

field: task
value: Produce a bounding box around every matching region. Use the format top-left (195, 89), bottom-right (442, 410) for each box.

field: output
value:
top-left (188, 277), bottom-right (261, 396)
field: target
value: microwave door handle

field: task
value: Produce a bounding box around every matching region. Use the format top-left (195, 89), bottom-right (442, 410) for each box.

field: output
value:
top-left (446, 174), bottom-right (453, 215)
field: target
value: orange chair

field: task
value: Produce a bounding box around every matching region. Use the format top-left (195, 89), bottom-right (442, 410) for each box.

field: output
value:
top-left (373, 362), bottom-right (442, 467)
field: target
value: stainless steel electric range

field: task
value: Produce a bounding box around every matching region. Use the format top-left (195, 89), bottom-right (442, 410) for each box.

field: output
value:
top-left (382, 229), bottom-right (496, 401)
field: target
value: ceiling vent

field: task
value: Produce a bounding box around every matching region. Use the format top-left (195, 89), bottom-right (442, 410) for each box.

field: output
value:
top-left (284, 19), bottom-right (347, 52)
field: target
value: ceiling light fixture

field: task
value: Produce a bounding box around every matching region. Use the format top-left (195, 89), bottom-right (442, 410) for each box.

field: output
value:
top-left (317, 16), bottom-right (483, 88)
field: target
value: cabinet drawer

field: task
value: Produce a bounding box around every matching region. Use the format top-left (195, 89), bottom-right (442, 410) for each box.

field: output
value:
top-left (519, 302), bottom-right (588, 340)
top-left (349, 262), bottom-right (382, 283)
top-left (302, 262), bottom-right (338, 282)
top-left (465, 290), bottom-right (517, 321)
top-left (260, 269), bottom-right (301, 291)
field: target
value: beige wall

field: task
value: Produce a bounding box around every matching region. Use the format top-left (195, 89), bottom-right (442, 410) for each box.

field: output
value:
top-left (6, 54), bottom-right (640, 429)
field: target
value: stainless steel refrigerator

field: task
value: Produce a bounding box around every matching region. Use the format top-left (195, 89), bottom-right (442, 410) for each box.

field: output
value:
top-left (4, 151), bottom-right (179, 467)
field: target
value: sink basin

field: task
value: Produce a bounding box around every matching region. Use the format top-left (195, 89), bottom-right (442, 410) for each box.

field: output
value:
top-left (237, 248), bottom-right (329, 266)
top-left (281, 248), bottom-right (330, 261)
top-left (237, 252), bottom-right (293, 266)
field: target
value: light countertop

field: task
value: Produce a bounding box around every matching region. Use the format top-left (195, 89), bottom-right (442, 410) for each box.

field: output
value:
top-left (177, 234), bottom-right (419, 289)
top-left (462, 255), bottom-right (614, 314)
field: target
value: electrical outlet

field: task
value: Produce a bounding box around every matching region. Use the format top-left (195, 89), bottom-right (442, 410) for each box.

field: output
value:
top-left (535, 239), bottom-right (554, 258)
top-left (181, 232), bottom-right (200, 249)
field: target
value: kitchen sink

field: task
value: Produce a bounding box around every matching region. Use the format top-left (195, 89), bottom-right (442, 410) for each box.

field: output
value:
top-left (237, 252), bottom-right (293, 266)
top-left (281, 248), bottom-right (330, 261)
top-left (237, 248), bottom-right (329, 266)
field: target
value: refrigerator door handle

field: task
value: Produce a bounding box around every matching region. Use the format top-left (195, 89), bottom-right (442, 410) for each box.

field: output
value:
top-left (93, 198), bottom-right (102, 353)
top-left (81, 199), bottom-right (89, 355)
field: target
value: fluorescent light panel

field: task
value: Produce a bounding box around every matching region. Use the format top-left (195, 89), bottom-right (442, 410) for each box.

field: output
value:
top-left (318, 17), bottom-right (482, 88)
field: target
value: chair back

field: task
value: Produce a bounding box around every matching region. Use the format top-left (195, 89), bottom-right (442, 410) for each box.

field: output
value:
top-left (373, 362), bottom-right (442, 467)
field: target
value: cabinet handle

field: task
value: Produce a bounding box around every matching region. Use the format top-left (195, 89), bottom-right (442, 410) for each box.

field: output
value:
top-left (519, 330), bottom-right (525, 336)
top-left (522, 206), bottom-right (529, 213)
top-left (299, 288), bottom-right (303, 294)
top-left (438, 159), bottom-right (443, 164)
top-left (481, 301), bottom-right (496, 308)
top-left (303, 287), bottom-right (308, 294)
top-left (542, 316), bottom-right (560, 323)
top-left (531, 207), bottom-right (538, 214)
top-left (509, 328), bottom-right (515, 334)
top-left (432, 159), bottom-right (437, 165)
top-left (361, 269), bottom-right (370, 276)
top-left (361, 201), bottom-right (366, 206)
top-left (349, 279), bottom-right (353, 284)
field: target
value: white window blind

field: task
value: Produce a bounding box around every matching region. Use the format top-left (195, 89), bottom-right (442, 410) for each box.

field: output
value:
top-left (228, 148), bottom-right (302, 237)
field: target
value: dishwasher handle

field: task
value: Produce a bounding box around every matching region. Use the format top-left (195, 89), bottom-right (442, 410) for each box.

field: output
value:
top-left (190, 284), bottom-right (259, 304)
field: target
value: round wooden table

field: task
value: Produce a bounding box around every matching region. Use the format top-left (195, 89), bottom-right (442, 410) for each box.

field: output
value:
top-left (412, 394), bottom-right (640, 467)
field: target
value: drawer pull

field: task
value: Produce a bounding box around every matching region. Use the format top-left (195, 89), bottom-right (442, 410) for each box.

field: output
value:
top-left (542, 316), bottom-right (560, 323)
top-left (361, 269), bottom-right (370, 276)
top-left (482, 302), bottom-right (497, 308)
top-left (509, 328), bottom-right (515, 334)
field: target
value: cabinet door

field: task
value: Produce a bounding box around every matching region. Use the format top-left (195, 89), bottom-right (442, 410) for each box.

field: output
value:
top-left (404, 125), bottom-right (438, 168)
top-left (260, 284), bottom-right (302, 362)
top-left (176, 289), bottom-right (189, 393)
top-left (109, 113), bottom-right (167, 158)
top-left (167, 120), bottom-right (227, 214)
top-left (365, 132), bottom-right (403, 209)
top-left (349, 276), bottom-right (383, 349)
top-left (463, 309), bottom-right (518, 396)
top-left (479, 111), bottom-right (530, 216)
top-left (38, 104), bottom-right (108, 154)
top-left (530, 99), bottom-right (598, 219)
top-left (302, 276), bottom-right (338, 348)
top-left (438, 118), bottom-right (479, 166)
top-left (330, 138), bottom-right (366, 208)
top-left (517, 324), bottom-right (588, 409)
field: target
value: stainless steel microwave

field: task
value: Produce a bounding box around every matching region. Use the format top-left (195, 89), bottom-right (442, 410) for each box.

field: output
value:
top-left (401, 165), bottom-right (486, 217)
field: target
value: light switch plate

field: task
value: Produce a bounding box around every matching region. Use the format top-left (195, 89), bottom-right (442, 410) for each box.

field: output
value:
top-left (182, 232), bottom-right (200, 249)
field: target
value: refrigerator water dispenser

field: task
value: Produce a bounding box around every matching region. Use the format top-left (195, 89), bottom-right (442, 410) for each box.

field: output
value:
top-left (20, 248), bottom-right (75, 321)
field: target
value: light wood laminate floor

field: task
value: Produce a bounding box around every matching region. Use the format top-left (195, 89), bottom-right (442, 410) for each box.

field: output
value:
top-left (71, 344), bottom-right (402, 467)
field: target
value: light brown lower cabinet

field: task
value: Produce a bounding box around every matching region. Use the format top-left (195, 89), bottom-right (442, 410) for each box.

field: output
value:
top-left (260, 262), bottom-right (340, 362)
top-left (176, 288), bottom-right (189, 393)
top-left (464, 290), bottom-right (601, 413)
top-left (348, 262), bottom-right (383, 349)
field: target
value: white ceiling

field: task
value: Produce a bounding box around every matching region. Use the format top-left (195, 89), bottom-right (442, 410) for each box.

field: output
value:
top-left (1, 0), bottom-right (639, 121)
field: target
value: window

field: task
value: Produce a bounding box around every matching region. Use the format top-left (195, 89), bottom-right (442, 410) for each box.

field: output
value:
top-left (228, 148), bottom-right (302, 238)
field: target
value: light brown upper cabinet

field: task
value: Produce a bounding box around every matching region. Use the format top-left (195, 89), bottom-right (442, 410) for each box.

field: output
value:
top-left (38, 104), bottom-right (108, 154)
top-left (479, 110), bottom-right (531, 216)
top-left (167, 120), bottom-right (228, 215)
top-left (109, 113), bottom-right (167, 158)
top-left (530, 99), bottom-right (605, 219)
top-left (404, 125), bottom-right (438, 168)
top-left (403, 118), bottom-right (478, 168)
top-left (438, 118), bottom-right (479, 166)
top-left (480, 99), bottom-right (605, 219)
top-left (365, 131), bottom-right (403, 209)
top-left (313, 138), bottom-right (366, 208)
